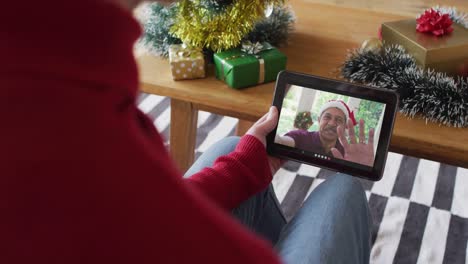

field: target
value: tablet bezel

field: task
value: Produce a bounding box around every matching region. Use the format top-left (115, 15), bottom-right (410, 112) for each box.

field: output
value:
top-left (266, 70), bottom-right (399, 181)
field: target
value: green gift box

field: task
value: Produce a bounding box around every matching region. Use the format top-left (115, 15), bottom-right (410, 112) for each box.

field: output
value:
top-left (214, 42), bottom-right (287, 89)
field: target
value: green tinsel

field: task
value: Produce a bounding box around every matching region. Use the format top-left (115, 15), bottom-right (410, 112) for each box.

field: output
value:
top-left (342, 45), bottom-right (468, 128)
top-left (245, 6), bottom-right (295, 47)
top-left (199, 0), bottom-right (233, 13)
top-left (141, 3), bottom-right (181, 57)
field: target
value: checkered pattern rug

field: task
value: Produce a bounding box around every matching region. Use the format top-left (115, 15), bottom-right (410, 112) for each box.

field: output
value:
top-left (138, 93), bottom-right (468, 264)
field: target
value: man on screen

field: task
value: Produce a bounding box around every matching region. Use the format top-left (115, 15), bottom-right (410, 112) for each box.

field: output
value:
top-left (276, 100), bottom-right (375, 167)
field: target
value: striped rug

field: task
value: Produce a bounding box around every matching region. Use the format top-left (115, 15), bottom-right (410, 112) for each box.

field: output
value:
top-left (138, 93), bottom-right (468, 264)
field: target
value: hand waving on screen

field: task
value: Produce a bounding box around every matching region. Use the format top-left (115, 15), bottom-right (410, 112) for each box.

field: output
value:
top-left (247, 106), bottom-right (285, 176)
top-left (331, 119), bottom-right (375, 167)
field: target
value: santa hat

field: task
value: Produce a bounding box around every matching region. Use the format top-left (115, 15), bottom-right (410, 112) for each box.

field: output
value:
top-left (318, 100), bottom-right (357, 126)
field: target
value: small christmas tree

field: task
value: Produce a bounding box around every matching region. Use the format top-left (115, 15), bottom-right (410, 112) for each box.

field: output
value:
top-left (142, 0), bottom-right (295, 57)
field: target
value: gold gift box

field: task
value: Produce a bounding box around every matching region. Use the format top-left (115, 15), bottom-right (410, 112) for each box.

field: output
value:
top-left (381, 19), bottom-right (468, 75)
top-left (168, 44), bottom-right (206, 81)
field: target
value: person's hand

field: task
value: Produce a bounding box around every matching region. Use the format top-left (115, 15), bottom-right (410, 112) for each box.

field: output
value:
top-left (274, 134), bottom-right (295, 147)
top-left (331, 119), bottom-right (375, 167)
top-left (246, 106), bottom-right (284, 176)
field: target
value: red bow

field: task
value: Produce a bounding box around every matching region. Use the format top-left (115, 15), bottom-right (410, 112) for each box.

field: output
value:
top-left (416, 8), bottom-right (454, 36)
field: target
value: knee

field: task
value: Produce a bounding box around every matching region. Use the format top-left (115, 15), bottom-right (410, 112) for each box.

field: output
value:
top-left (184, 136), bottom-right (240, 178)
top-left (222, 136), bottom-right (241, 144)
top-left (330, 173), bottom-right (365, 194)
top-left (216, 136), bottom-right (240, 151)
top-left (326, 173), bottom-right (368, 212)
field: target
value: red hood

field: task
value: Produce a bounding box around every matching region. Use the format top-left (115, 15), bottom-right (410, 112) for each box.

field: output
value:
top-left (0, 0), bottom-right (142, 95)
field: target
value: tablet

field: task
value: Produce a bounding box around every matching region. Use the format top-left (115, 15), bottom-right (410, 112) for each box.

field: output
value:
top-left (266, 71), bottom-right (399, 181)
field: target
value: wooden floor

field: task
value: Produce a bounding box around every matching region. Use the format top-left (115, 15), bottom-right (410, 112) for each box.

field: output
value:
top-left (304, 0), bottom-right (468, 16)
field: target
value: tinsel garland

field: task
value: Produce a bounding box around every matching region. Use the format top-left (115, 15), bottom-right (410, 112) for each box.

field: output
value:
top-left (199, 0), bottom-right (233, 13)
top-left (342, 45), bottom-right (468, 128)
top-left (141, 2), bottom-right (294, 57)
top-left (141, 3), bottom-right (181, 57)
top-left (245, 6), bottom-right (295, 46)
top-left (170, 0), bottom-right (284, 52)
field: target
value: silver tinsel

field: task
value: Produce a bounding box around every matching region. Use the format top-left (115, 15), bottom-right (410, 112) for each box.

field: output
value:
top-left (141, 3), bottom-right (182, 58)
top-left (342, 45), bottom-right (468, 128)
top-left (245, 6), bottom-right (296, 47)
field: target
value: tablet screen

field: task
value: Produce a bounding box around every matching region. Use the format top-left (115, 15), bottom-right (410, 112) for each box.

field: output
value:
top-left (274, 84), bottom-right (386, 170)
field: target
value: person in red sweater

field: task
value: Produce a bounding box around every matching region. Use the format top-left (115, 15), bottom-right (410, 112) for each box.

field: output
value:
top-left (0, 0), bottom-right (371, 263)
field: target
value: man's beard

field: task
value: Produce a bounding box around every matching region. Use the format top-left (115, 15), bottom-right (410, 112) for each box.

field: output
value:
top-left (323, 126), bottom-right (337, 135)
top-left (321, 126), bottom-right (339, 142)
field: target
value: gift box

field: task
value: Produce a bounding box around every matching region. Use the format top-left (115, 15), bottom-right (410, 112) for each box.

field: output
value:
top-left (168, 44), bottom-right (206, 80)
top-left (214, 42), bottom-right (287, 89)
top-left (381, 19), bottom-right (468, 76)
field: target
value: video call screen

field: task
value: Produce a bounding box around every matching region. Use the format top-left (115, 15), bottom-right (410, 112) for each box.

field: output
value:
top-left (274, 85), bottom-right (386, 169)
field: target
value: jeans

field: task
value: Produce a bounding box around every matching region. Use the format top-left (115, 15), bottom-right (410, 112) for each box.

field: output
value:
top-left (185, 137), bottom-right (372, 264)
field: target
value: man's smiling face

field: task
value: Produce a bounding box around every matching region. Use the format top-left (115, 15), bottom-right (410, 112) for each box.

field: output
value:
top-left (318, 107), bottom-right (346, 142)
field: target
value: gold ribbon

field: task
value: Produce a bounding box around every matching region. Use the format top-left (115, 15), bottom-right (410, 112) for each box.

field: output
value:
top-left (221, 56), bottom-right (265, 84)
top-left (171, 44), bottom-right (203, 61)
top-left (258, 56), bottom-right (265, 84)
top-left (220, 42), bottom-right (270, 84)
top-left (177, 50), bottom-right (191, 58)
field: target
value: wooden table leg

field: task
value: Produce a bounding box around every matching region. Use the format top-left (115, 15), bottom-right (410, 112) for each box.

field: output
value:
top-left (236, 120), bottom-right (255, 136)
top-left (170, 99), bottom-right (198, 173)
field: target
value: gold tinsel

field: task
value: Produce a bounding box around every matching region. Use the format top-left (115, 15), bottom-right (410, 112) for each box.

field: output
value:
top-left (170, 0), bottom-right (285, 52)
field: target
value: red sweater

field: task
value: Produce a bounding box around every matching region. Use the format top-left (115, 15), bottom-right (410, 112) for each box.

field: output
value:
top-left (0, 1), bottom-right (282, 263)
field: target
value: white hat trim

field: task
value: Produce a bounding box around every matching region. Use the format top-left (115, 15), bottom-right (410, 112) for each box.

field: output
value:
top-left (318, 101), bottom-right (349, 123)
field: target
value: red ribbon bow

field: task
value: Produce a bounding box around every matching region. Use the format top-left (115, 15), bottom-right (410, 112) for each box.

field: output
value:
top-left (416, 8), bottom-right (454, 36)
